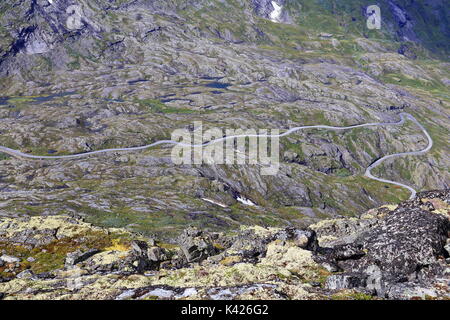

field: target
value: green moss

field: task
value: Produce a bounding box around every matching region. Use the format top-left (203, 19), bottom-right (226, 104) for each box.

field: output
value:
top-left (0, 153), bottom-right (11, 160)
top-left (334, 168), bottom-right (352, 177)
top-left (0, 230), bottom-right (132, 277)
top-left (331, 291), bottom-right (374, 300)
top-left (134, 99), bottom-right (195, 114)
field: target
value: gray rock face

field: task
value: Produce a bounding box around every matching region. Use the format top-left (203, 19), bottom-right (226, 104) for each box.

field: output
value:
top-left (251, 0), bottom-right (290, 23)
top-left (252, 0), bottom-right (278, 18)
top-left (130, 240), bottom-right (166, 272)
top-left (388, 1), bottom-right (419, 43)
top-left (65, 249), bottom-right (100, 267)
top-left (325, 273), bottom-right (367, 290)
top-left (0, 227), bottom-right (57, 247)
top-left (314, 189), bottom-right (450, 299)
top-left (348, 208), bottom-right (448, 276)
top-left (386, 282), bottom-right (439, 300)
top-left (177, 227), bottom-right (217, 263)
top-left (0, 0), bottom-right (102, 76)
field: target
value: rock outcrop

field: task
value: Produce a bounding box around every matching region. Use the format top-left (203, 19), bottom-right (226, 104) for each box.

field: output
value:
top-left (0, 189), bottom-right (448, 300)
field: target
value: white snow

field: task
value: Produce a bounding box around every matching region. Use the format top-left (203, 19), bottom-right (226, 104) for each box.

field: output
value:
top-left (270, 1), bottom-right (283, 23)
top-left (237, 196), bottom-right (256, 206)
top-left (48, 0), bottom-right (53, 4)
top-left (202, 198), bottom-right (228, 208)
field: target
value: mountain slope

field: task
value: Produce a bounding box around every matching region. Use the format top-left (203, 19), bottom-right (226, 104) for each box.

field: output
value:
top-left (0, 0), bottom-right (448, 237)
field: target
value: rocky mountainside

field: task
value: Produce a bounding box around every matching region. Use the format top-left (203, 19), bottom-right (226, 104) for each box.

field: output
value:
top-left (0, 1), bottom-right (449, 240)
top-left (0, 189), bottom-right (448, 300)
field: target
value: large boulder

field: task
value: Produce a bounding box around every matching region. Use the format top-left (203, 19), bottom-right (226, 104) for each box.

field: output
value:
top-left (130, 240), bottom-right (169, 272)
top-left (347, 208), bottom-right (449, 276)
top-left (177, 227), bottom-right (217, 264)
top-left (65, 249), bottom-right (100, 267)
top-left (316, 192), bottom-right (450, 299)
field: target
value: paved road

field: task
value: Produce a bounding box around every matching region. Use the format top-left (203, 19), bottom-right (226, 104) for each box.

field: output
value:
top-left (0, 112), bottom-right (431, 199)
top-left (364, 113), bottom-right (433, 199)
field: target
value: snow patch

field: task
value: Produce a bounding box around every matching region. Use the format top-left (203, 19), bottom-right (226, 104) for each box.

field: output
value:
top-left (270, 1), bottom-right (283, 23)
top-left (202, 198), bottom-right (228, 208)
top-left (237, 196), bottom-right (256, 206)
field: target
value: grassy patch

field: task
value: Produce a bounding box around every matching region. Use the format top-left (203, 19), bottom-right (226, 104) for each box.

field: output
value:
top-left (0, 231), bottom-right (131, 278)
top-left (135, 99), bottom-right (195, 114)
top-left (331, 290), bottom-right (374, 300)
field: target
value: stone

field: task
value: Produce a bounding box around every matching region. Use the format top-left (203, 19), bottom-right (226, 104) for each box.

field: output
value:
top-left (292, 230), bottom-right (319, 251)
top-left (314, 201), bottom-right (450, 298)
top-left (178, 227), bottom-right (216, 263)
top-left (83, 250), bottom-right (131, 273)
top-left (444, 243), bottom-right (450, 257)
top-left (325, 273), bottom-right (367, 290)
top-left (0, 255), bottom-right (20, 264)
top-left (345, 208), bottom-right (449, 275)
top-left (16, 270), bottom-right (35, 280)
top-left (0, 190), bottom-right (448, 300)
top-left (130, 240), bottom-right (158, 272)
top-left (65, 249), bottom-right (100, 267)
top-left (386, 283), bottom-right (438, 300)
top-left (159, 261), bottom-right (173, 270)
top-left (331, 244), bottom-right (365, 261)
top-left (36, 272), bottom-right (55, 280)
top-left (147, 247), bottom-right (163, 262)
top-left (276, 228), bottom-right (318, 251)
top-left (131, 240), bottom-right (149, 257)
top-left (320, 261), bottom-right (340, 273)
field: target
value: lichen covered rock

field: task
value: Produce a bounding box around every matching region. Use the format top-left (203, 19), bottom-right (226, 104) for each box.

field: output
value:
top-left (0, 189), bottom-right (448, 300)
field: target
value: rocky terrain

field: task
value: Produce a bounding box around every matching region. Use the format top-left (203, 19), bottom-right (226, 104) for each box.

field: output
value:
top-left (0, 189), bottom-right (448, 300)
top-left (0, 0), bottom-right (448, 238)
top-left (0, 0), bottom-right (448, 300)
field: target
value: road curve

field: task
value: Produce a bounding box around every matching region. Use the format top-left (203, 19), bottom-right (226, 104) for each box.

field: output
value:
top-left (364, 113), bottom-right (433, 199)
top-left (0, 112), bottom-right (432, 199)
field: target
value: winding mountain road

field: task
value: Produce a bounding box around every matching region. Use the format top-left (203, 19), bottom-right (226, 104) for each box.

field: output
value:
top-left (0, 112), bottom-right (432, 199)
top-left (364, 113), bottom-right (433, 199)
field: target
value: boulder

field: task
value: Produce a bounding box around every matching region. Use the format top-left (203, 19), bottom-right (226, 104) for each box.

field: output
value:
top-left (330, 243), bottom-right (365, 261)
top-left (276, 228), bottom-right (319, 251)
top-left (315, 203), bottom-right (450, 298)
top-left (147, 246), bottom-right (164, 262)
top-left (65, 249), bottom-right (100, 267)
top-left (386, 283), bottom-right (438, 300)
top-left (177, 227), bottom-right (217, 263)
top-left (0, 255), bottom-right (20, 264)
top-left (325, 273), bottom-right (367, 290)
top-left (16, 270), bottom-right (35, 280)
top-left (444, 242), bottom-right (450, 257)
top-left (130, 240), bottom-right (169, 272)
top-left (344, 208), bottom-right (449, 275)
top-left (82, 251), bottom-right (132, 273)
